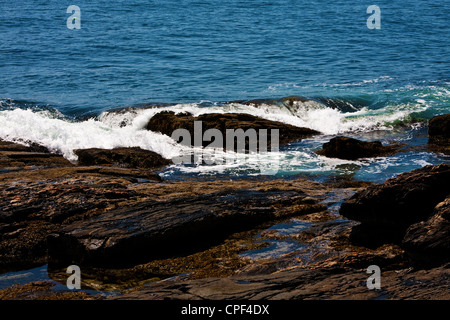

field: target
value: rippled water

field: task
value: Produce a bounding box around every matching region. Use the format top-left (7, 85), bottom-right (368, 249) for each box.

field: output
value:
top-left (0, 0), bottom-right (449, 182)
top-left (1, 0), bottom-right (449, 112)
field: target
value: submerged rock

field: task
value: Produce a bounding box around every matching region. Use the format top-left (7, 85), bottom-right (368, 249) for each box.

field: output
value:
top-left (340, 164), bottom-right (450, 248)
top-left (146, 111), bottom-right (319, 150)
top-left (316, 136), bottom-right (398, 160)
top-left (74, 147), bottom-right (172, 169)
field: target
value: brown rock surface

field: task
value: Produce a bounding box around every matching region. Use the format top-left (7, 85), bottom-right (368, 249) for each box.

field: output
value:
top-left (0, 140), bottom-right (72, 169)
top-left (74, 147), bottom-right (172, 169)
top-left (1, 139), bottom-right (449, 301)
top-left (47, 187), bottom-right (327, 267)
top-left (0, 139), bottom-right (333, 273)
top-left (114, 263), bottom-right (450, 300)
top-left (402, 196), bottom-right (450, 266)
top-left (340, 164), bottom-right (450, 247)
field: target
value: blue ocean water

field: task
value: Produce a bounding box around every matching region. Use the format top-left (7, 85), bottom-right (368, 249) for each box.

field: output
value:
top-left (0, 0), bottom-right (449, 181)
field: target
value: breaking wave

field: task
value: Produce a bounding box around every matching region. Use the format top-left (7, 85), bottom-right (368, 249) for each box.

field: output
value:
top-left (0, 86), bottom-right (447, 164)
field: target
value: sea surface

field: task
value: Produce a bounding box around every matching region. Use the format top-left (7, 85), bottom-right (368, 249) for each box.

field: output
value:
top-left (1, 0), bottom-right (449, 183)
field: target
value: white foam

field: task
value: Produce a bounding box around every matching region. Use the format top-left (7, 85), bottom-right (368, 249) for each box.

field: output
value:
top-left (0, 108), bottom-right (186, 161)
top-left (0, 98), bottom-right (429, 164)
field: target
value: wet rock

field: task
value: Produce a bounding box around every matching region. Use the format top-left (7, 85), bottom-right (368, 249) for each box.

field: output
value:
top-left (0, 281), bottom-right (99, 300)
top-left (113, 264), bottom-right (450, 300)
top-left (0, 139), bottom-right (72, 169)
top-left (0, 157), bottom-right (329, 273)
top-left (316, 136), bottom-right (398, 160)
top-left (0, 140), bottom-right (50, 153)
top-left (0, 153), bottom-right (73, 169)
top-left (47, 190), bottom-right (326, 267)
top-left (0, 163), bottom-right (163, 272)
top-left (340, 164), bottom-right (450, 246)
top-left (428, 114), bottom-right (450, 155)
top-left (0, 221), bottom-right (58, 272)
top-left (402, 196), bottom-right (450, 267)
top-left (0, 170), bottom-right (140, 224)
top-left (146, 111), bottom-right (319, 149)
top-left (74, 147), bottom-right (172, 169)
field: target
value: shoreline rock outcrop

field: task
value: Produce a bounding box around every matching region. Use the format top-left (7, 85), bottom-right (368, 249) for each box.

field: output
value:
top-left (340, 163), bottom-right (450, 265)
top-left (1, 138), bottom-right (449, 300)
top-left (0, 137), bottom-right (332, 273)
top-left (402, 196), bottom-right (450, 266)
top-left (316, 136), bottom-right (399, 160)
top-left (47, 189), bottom-right (327, 267)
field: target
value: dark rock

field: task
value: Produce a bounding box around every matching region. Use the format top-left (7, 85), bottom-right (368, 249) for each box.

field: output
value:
top-left (146, 111), bottom-right (319, 150)
top-left (316, 136), bottom-right (398, 160)
top-left (0, 165), bottom-right (162, 272)
top-left (428, 114), bottom-right (450, 144)
top-left (428, 114), bottom-right (450, 155)
top-left (0, 221), bottom-right (58, 272)
top-left (0, 153), bottom-right (73, 169)
top-left (74, 147), bottom-right (172, 169)
top-left (75, 167), bottom-right (162, 182)
top-left (0, 139), bottom-right (72, 169)
top-left (402, 196), bottom-right (450, 267)
top-left (47, 190), bottom-right (325, 267)
top-left (113, 264), bottom-right (450, 300)
top-left (348, 223), bottom-right (406, 249)
top-left (0, 140), bottom-right (50, 153)
top-left (340, 164), bottom-right (450, 246)
top-left (0, 158), bottom-right (328, 273)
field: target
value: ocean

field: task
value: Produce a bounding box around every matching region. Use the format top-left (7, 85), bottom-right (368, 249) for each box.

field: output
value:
top-left (1, 0), bottom-right (449, 183)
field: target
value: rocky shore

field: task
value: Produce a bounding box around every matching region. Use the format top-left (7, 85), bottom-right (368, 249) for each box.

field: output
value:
top-left (0, 114), bottom-right (449, 300)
